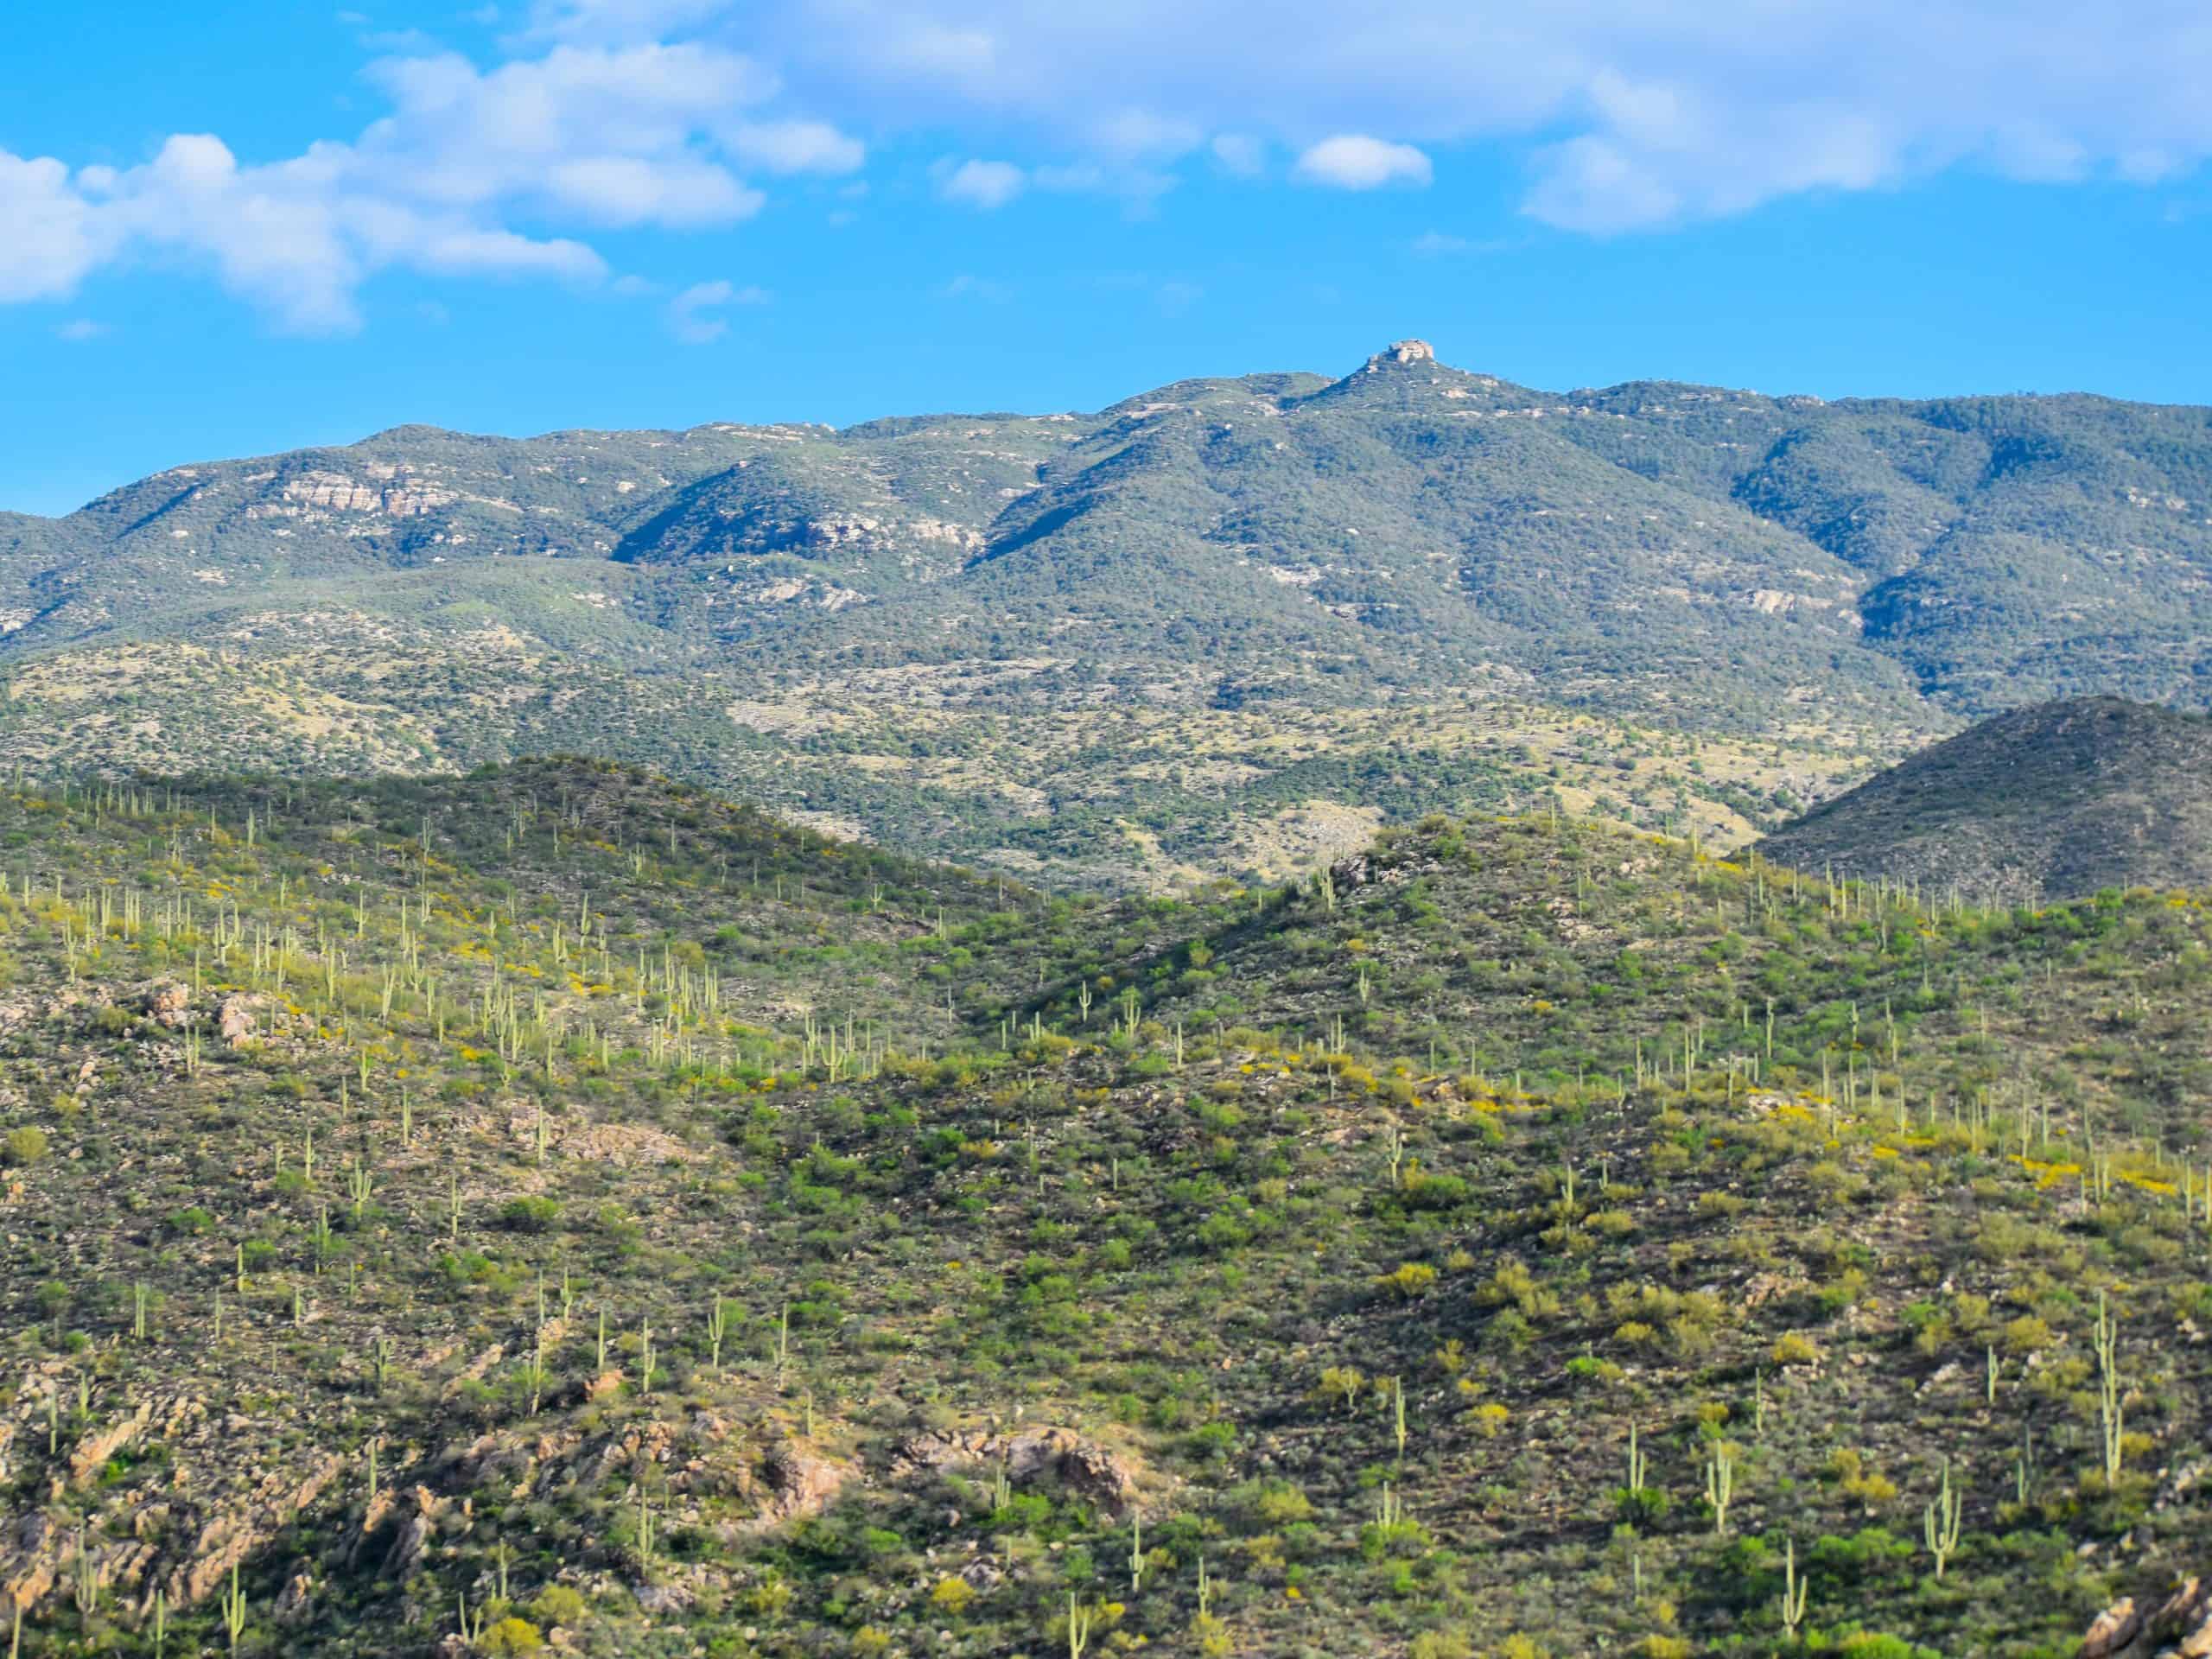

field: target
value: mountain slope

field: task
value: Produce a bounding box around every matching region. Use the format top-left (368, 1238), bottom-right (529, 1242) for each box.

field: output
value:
top-left (1754, 696), bottom-right (2212, 899)
top-left (2, 767), bottom-right (2209, 1656)
top-left (1554, 386), bottom-right (2212, 708)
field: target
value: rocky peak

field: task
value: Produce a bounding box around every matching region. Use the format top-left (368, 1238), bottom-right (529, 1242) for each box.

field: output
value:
top-left (1368, 339), bottom-right (1436, 370)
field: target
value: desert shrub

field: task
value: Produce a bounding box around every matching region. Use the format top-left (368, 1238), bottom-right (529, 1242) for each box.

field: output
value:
top-left (479, 1618), bottom-right (543, 1656)
top-left (530, 1586), bottom-right (588, 1627)
top-left (500, 1196), bottom-right (561, 1232)
top-left (1377, 1262), bottom-right (1439, 1300)
top-left (1771, 1332), bottom-right (1820, 1366)
top-left (930, 1578), bottom-right (975, 1614)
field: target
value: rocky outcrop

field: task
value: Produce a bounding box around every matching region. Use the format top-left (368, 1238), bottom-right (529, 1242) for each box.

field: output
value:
top-left (272, 469), bottom-right (459, 518)
top-left (893, 1426), bottom-right (1141, 1515)
top-left (759, 1438), bottom-right (849, 1525)
top-left (216, 994), bottom-right (259, 1048)
top-left (275, 1562), bottom-right (315, 1622)
top-left (1329, 852), bottom-right (1378, 893)
top-left (2082, 1576), bottom-right (2212, 1657)
top-left (380, 1485), bottom-right (444, 1579)
top-left (562, 1122), bottom-right (694, 1166)
top-left (156, 1449), bottom-right (345, 1613)
top-left (3, 1511), bottom-right (61, 1613)
top-left (68, 1397), bottom-right (158, 1487)
top-left (140, 980), bottom-right (189, 1027)
top-left (1368, 339), bottom-right (1435, 369)
top-left (5, 1442), bottom-right (345, 1628)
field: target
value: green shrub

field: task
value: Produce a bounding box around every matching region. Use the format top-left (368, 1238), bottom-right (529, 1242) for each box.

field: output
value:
top-left (1243, 1479), bottom-right (1314, 1528)
top-left (530, 1586), bottom-right (587, 1627)
top-left (500, 1195), bottom-right (561, 1233)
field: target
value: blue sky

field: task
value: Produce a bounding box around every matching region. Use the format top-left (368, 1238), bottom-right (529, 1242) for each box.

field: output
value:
top-left (5, 1), bottom-right (2211, 517)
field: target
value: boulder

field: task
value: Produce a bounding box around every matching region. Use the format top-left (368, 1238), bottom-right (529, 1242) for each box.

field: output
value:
top-left (141, 982), bottom-right (190, 1028)
top-left (216, 995), bottom-right (258, 1048)
top-left (2081, 1576), bottom-right (2212, 1657)
top-left (759, 1440), bottom-right (849, 1525)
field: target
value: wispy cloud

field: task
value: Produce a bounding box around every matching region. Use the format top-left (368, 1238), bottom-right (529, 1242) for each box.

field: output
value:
top-left (726, 118), bottom-right (864, 175)
top-left (935, 157), bottom-right (1025, 209)
top-left (1209, 134), bottom-right (1264, 177)
top-left (667, 277), bottom-right (766, 341)
top-left (939, 273), bottom-right (1012, 302)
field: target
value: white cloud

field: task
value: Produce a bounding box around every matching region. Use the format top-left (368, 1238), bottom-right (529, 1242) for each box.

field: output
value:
top-left (735, 1), bottom-right (2212, 229)
top-left (358, 43), bottom-right (776, 226)
top-left (724, 118), bottom-right (864, 175)
top-left (667, 276), bottom-right (767, 342)
top-left (542, 154), bottom-right (762, 225)
top-left (14, 0), bottom-right (2212, 338)
top-left (1520, 70), bottom-right (1907, 232)
top-left (1085, 108), bottom-right (1202, 162)
top-left (0, 154), bottom-right (110, 302)
top-left (937, 158), bottom-right (1025, 209)
top-left (41, 130), bottom-right (610, 334)
top-left (54, 318), bottom-right (108, 341)
top-left (931, 154), bottom-right (1173, 213)
top-left (1409, 230), bottom-right (1468, 255)
top-left (1294, 134), bottom-right (1432, 190)
top-left (0, 36), bottom-right (843, 330)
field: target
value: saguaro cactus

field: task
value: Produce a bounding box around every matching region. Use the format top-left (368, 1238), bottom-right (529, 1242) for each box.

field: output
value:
top-left (1923, 1458), bottom-right (1963, 1578)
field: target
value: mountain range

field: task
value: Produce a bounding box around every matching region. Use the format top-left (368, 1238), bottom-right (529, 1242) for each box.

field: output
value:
top-left (7, 340), bottom-right (2212, 883)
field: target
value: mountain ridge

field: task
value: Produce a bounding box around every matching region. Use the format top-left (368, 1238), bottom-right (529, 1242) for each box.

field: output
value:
top-left (2, 340), bottom-right (2209, 885)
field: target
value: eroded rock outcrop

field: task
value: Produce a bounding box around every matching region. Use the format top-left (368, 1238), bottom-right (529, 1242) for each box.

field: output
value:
top-left (893, 1426), bottom-right (1142, 1515)
top-left (2081, 1576), bottom-right (2212, 1657)
top-left (140, 980), bottom-right (190, 1027)
top-left (759, 1437), bottom-right (849, 1525)
top-left (216, 994), bottom-right (259, 1048)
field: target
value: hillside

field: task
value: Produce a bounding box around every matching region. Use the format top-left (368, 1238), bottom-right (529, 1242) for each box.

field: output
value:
top-left (5, 343), bottom-right (2212, 883)
top-left (0, 761), bottom-right (2209, 1655)
top-left (1756, 697), bottom-right (2212, 901)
